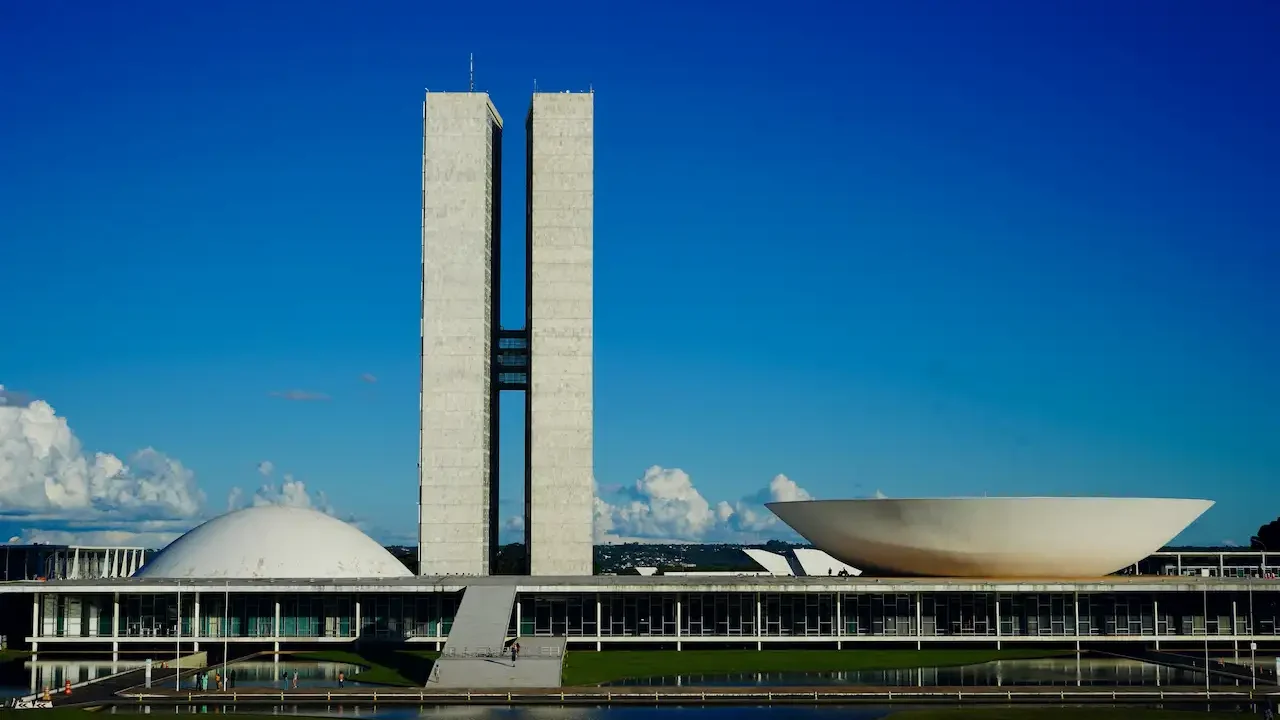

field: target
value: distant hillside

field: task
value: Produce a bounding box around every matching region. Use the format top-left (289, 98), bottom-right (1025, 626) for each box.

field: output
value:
top-left (383, 541), bottom-right (809, 575)
top-left (384, 542), bottom-right (1249, 576)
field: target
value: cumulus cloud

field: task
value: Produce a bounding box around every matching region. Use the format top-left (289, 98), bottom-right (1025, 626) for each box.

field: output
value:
top-left (594, 466), bottom-right (829, 543)
top-left (227, 461), bottom-right (333, 515)
top-left (0, 387), bottom-right (342, 548)
top-left (268, 389), bottom-right (330, 402)
top-left (501, 514), bottom-right (524, 541)
top-left (0, 388), bottom-right (204, 519)
top-left (0, 385), bottom-right (206, 547)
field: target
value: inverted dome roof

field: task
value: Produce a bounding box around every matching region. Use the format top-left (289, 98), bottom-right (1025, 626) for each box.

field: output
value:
top-left (767, 497), bottom-right (1213, 578)
top-left (136, 505), bottom-right (412, 579)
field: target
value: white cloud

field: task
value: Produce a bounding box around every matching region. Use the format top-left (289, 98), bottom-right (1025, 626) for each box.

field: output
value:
top-left (501, 514), bottom-right (524, 541)
top-left (227, 465), bottom-right (334, 516)
top-left (595, 466), bottom-right (827, 543)
top-left (0, 386), bottom-right (206, 550)
top-left (0, 387), bottom-right (340, 548)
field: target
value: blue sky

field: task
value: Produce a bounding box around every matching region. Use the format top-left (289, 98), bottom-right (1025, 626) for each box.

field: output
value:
top-left (1, 0), bottom-right (1277, 547)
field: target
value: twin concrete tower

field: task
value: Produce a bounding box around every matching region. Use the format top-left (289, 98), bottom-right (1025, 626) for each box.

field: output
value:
top-left (419, 89), bottom-right (594, 577)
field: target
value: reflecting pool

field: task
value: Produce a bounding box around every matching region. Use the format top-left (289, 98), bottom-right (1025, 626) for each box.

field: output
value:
top-left (0, 658), bottom-right (146, 698)
top-left (203, 659), bottom-right (372, 689)
top-left (605, 657), bottom-right (1208, 688)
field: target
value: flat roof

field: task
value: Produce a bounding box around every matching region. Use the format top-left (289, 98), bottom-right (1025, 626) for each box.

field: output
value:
top-left (2, 573), bottom-right (1275, 595)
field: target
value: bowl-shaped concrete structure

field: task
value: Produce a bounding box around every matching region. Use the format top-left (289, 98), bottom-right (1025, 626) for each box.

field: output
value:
top-left (765, 497), bottom-right (1213, 578)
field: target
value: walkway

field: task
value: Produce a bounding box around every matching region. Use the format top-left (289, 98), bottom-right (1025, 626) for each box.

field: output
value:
top-left (431, 582), bottom-right (524, 688)
top-left (429, 636), bottom-right (566, 688)
top-left (49, 662), bottom-right (199, 708)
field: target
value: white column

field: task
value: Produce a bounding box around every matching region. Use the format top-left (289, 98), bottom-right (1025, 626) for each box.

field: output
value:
top-left (995, 595), bottom-right (1002, 649)
top-left (112, 592), bottom-right (120, 638)
top-left (274, 598), bottom-right (281, 639)
top-left (70, 549), bottom-right (79, 580)
top-left (595, 593), bottom-right (602, 647)
top-left (1232, 599), bottom-right (1239, 660)
top-left (30, 594), bottom-right (39, 653)
top-left (1153, 598), bottom-right (1160, 650)
top-left (1073, 592), bottom-right (1081, 652)
top-left (516, 599), bottom-right (523, 638)
top-left (755, 592), bottom-right (763, 651)
top-left (193, 593), bottom-right (201, 651)
top-left (915, 592), bottom-right (923, 650)
top-left (675, 595), bottom-right (682, 651)
top-left (835, 592), bottom-right (843, 648)
top-left (355, 599), bottom-right (362, 639)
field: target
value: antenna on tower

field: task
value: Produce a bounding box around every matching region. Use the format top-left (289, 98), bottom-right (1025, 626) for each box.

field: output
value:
top-left (469, 53), bottom-right (474, 92)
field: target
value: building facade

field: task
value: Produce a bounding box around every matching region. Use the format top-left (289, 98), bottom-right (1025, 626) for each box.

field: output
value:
top-left (420, 92), bottom-right (503, 576)
top-left (420, 89), bottom-right (595, 577)
top-left (12, 577), bottom-right (1280, 658)
top-left (525, 91), bottom-right (595, 576)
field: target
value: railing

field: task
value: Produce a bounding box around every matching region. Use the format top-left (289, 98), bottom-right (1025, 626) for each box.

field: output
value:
top-left (440, 646), bottom-right (562, 659)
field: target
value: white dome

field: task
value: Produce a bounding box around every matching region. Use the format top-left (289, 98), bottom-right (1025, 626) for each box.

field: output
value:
top-left (136, 505), bottom-right (413, 579)
top-left (767, 497), bottom-right (1213, 578)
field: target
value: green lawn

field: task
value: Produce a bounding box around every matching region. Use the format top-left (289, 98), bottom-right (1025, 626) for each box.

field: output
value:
top-left (290, 649), bottom-right (438, 687)
top-left (0, 649), bottom-right (32, 662)
top-left (561, 648), bottom-right (1076, 686)
top-left (889, 709), bottom-right (1239, 719)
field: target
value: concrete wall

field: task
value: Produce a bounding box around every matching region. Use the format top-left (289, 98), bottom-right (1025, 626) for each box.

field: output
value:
top-left (420, 92), bottom-right (502, 576)
top-left (525, 92), bottom-right (595, 576)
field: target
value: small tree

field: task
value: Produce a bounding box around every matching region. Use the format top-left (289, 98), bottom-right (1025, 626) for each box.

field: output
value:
top-left (1251, 519), bottom-right (1280, 551)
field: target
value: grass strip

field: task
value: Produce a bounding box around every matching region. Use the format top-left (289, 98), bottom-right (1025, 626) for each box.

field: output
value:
top-left (561, 648), bottom-right (1076, 686)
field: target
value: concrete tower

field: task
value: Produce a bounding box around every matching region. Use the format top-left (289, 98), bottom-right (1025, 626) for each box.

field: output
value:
top-left (419, 91), bottom-right (502, 576)
top-left (524, 91), bottom-right (595, 576)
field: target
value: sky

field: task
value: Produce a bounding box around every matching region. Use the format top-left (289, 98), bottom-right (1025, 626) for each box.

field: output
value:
top-left (1, 0), bottom-right (1278, 550)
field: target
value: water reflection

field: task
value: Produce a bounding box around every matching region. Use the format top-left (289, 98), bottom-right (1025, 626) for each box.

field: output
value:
top-left (205, 659), bottom-right (371, 689)
top-left (112, 706), bottom-right (900, 719)
top-left (607, 658), bottom-right (1208, 688)
top-left (0, 658), bottom-right (146, 698)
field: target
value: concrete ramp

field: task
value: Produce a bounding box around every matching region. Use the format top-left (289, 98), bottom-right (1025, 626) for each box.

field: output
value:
top-left (430, 636), bottom-right (565, 689)
top-left (441, 583), bottom-right (517, 656)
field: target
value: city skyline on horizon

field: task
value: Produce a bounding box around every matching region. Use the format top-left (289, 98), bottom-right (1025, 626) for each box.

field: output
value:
top-left (1, 1), bottom-right (1277, 552)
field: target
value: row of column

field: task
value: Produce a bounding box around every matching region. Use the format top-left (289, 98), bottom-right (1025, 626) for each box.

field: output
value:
top-left (68, 548), bottom-right (144, 580)
top-left (517, 590), bottom-right (1252, 648)
top-left (30, 592), bottom-right (366, 654)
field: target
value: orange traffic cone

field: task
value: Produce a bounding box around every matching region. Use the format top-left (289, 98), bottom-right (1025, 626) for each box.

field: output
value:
top-left (41, 687), bottom-right (51, 701)
top-left (63, 680), bottom-right (71, 695)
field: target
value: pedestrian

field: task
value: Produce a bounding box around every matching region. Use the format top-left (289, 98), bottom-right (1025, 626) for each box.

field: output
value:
top-left (292, 671), bottom-right (299, 689)
top-left (229, 670), bottom-right (236, 689)
top-left (337, 670), bottom-right (345, 688)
